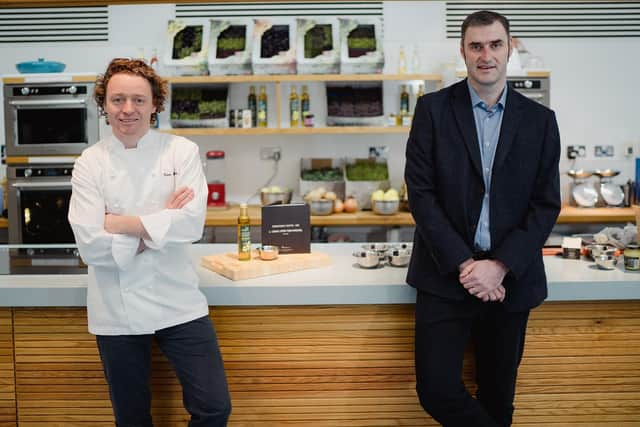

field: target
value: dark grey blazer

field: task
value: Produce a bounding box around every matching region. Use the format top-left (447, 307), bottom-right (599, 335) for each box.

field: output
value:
top-left (404, 79), bottom-right (561, 312)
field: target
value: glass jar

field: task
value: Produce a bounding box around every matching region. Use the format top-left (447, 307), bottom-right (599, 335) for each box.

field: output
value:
top-left (623, 243), bottom-right (640, 271)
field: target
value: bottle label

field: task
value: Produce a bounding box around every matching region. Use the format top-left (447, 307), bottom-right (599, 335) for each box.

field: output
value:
top-left (258, 100), bottom-right (267, 121)
top-left (301, 99), bottom-right (309, 114)
top-left (290, 99), bottom-right (299, 122)
top-left (239, 225), bottom-right (251, 253)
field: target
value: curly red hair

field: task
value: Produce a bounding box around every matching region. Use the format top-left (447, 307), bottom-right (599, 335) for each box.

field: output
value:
top-left (94, 58), bottom-right (168, 124)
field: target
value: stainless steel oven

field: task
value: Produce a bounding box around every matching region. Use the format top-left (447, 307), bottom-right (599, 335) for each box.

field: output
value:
top-left (7, 163), bottom-right (75, 244)
top-left (3, 80), bottom-right (99, 156)
top-left (507, 76), bottom-right (550, 107)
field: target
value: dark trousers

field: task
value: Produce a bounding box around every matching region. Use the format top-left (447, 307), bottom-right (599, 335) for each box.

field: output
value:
top-left (96, 315), bottom-right (231, 427)
top-left (415, 291), bottom-right (530, 427)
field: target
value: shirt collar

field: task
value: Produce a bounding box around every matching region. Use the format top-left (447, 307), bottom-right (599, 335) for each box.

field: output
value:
top-left (467, 79), bottom-right (507, 112)
top-left (108, 129), bottom-right (154, 151)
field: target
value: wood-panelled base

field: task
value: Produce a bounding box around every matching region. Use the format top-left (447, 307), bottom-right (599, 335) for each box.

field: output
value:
top-left (0, 309), bottom-right (15, 427)
top-left (5, 301), bottom-right (640, 426)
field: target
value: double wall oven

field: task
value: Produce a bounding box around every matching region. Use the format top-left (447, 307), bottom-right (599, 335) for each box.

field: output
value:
top-left (3, 75), bottom-right (99, 270)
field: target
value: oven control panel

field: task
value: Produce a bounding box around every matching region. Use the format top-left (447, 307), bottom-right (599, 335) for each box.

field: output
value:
top-left (15, 166), bottom-right (73, 178)
top-left (12, 85), bottom-right (88, 96)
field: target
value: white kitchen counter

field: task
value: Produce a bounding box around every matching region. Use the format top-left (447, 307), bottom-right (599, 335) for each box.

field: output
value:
top-left (0, 243), bottom-right (638, 307)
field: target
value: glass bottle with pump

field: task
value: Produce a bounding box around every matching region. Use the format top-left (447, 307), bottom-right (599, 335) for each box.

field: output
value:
top-left (237, 204), bottom-right (251, 261)
top-left (248, 86), bottom-right (257, 127)
top-left (400, 84), bottom-right (409, 118)
top-left (289, 86), bottom-right (300, 127)
top-left (257, 85), bottom-right (268, 128)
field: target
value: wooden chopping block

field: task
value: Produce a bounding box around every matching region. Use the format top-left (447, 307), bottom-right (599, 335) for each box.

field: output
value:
top-left (201, 251), bottom-right (332, 281)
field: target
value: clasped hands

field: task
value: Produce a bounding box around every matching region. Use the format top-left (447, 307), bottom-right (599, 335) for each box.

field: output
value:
top-left (104, 186), bottom-right (194, 253)
top-left (458, 258), bottom-right (508, 303)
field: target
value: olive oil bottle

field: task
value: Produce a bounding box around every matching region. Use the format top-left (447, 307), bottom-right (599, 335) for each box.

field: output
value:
top-left (301, 85), bottom-right (310, 116)
top-left (400, 84), bottom-right (409, 117)
top-left (257, 85), bottom-right (268, 128)
top-left (247, 85), bottom-right (257, 127)
top-left (237, 203), bottom-right (251, 261)
top-left (289, 86), bottom-right (300, 127)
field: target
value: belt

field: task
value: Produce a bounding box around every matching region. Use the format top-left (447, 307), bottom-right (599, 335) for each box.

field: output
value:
top-left (472, 250), bottom-right (493, 260)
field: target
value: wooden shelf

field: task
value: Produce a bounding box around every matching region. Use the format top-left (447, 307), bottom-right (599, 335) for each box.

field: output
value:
top-left (556, 205), bottom-right (636, 224)
top-left (0, 206), bottom-right (633, 231)
top-left (163, 126), bottom-right (410, 136)
top-left (167, 73), bottom-right (442, 84)
top-left (203, 205), bottom-right (636, 228)
top-left (166, 73), bottom-right (437, 136)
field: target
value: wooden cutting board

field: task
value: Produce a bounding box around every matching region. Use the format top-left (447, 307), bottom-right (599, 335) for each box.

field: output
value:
top-left (201, 251), bottom-right (332, 281)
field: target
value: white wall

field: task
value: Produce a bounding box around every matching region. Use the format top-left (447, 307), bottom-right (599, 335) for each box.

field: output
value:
top-left (1, 1), bottom-right (639, 205)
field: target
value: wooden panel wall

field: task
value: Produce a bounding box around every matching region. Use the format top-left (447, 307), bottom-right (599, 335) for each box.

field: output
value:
top-left (9, 301), bottom-right (640, 426)
top-left (515, 301), bottom-right (640, 427)
top-left (0, 309), bottom-right (15, 427)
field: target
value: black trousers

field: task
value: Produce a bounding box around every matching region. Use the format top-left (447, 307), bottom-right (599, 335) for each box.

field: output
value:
top-left (96, 315), bottom-right (231, 427)
top-left (414, 291), bottom-right (530, 427)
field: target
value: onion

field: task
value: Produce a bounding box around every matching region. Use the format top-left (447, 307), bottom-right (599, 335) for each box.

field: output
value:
top-left (343, 197), bottom-right (358, 213)
top-left (333, 199), bottom-right (344, 213)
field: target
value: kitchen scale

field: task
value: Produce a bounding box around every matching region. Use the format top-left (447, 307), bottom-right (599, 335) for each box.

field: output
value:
top-left (568, 169), bottom-right (598, 207)
top-left (594, 169), bottom-right (624, 207)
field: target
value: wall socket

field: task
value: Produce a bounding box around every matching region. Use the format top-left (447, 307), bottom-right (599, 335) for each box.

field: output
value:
top-left (260, 146), bottom-right (281, 161)
top-left (594, 145), bottom-right (614, 157)
top-left (566, 145), bottom-right (586, 159)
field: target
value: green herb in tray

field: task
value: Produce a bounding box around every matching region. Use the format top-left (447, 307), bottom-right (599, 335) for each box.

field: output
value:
top-left (346, 161), bottom-right (388, 181)
top-left (301, 167), bottom-right (343, 181)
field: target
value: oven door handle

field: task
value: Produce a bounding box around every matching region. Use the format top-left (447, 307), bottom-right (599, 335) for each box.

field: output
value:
top-left (11, 181), bottom-right (72, 189)
top-left (9, 99), bottom-right (86, 107)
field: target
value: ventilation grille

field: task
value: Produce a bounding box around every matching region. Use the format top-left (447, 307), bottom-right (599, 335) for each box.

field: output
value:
top-left (175, 1), bottom-right (383, 19)
top-left (446, 1), bottom-right (640, 38)
top-left (0, 6), bottom-right (108, 43)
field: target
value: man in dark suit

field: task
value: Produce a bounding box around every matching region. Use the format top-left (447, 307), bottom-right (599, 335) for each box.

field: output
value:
top-left (404, 10), bottom-right (561, 427)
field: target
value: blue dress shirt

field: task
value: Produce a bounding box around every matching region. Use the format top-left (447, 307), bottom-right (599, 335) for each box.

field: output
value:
top-left (467, 81), bottom-right (508, 251)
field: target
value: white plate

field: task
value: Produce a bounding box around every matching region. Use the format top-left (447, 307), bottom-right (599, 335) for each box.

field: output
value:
top-left (572, 183), bottom-right (598, 207)
top-left (600, 183), bottom-right (624, 206)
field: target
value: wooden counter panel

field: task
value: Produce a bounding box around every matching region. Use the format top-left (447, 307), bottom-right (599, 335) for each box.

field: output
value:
top-left (9, 301), bottom-right (640, 425)
top-left (0, 309), bottom-right (15, 427)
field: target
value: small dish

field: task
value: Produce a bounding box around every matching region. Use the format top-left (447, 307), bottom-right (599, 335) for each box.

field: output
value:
top-left (594, 253), bottom-right (617, 270)
top-left (258, 245), bottom-right (279, 261)
top-left (371, 199), bottom-right (399, 215)
top-left (353, 250), bottom-right (381, 268)
top-left (388, 249), bottom-right (411, 267)
top-left (361, 243), bottom-right (389, 258)
top-left (309, 199), bottom-right (333, 215)
top-left (260, 190), bottom-right (292, 206)
top-left (585, 244), bottom-right (613, 260)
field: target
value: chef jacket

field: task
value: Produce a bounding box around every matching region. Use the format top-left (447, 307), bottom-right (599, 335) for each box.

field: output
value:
top-left (68, 130), bottom-right (209, 335)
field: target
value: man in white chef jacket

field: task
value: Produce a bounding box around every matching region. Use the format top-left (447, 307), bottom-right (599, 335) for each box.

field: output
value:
top-left (68, 58), bottom-right (231, 427)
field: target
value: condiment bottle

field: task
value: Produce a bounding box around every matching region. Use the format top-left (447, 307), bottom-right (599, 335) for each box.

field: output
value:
top-left (247, 85), bottom-right (257, 128)
top-left (400, 84), bottom-right (409, 119)
top-left (257, 85), bottom-right (268, 128)
top-left (237, 204), bottom-right (251, 261)
top-left (397, 46), bottom-right (407, 74)
top-left (301, 85), bottom-right (310, 117)
top-left (624, 243), bottom-right (640, 270)
top-left (289, 86), bottom-right (300, 127)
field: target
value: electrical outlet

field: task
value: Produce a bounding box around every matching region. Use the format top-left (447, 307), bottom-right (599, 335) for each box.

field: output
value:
top-left (567, 145), bottom-right (586, 159)
top-left (260, 146), bottom-right (281, 161)
top-left (625, 144), bottom-right (634, 157)
top-left (594, 145), bottom-right (614, 157)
